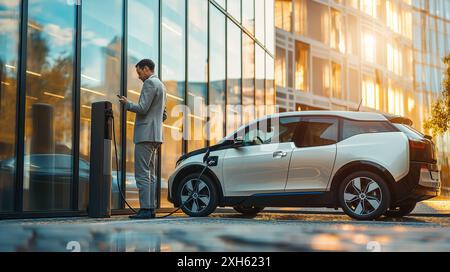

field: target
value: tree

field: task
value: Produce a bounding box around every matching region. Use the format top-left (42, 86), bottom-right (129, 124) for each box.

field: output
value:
top-left (424, 54), bottom-right (450, 135)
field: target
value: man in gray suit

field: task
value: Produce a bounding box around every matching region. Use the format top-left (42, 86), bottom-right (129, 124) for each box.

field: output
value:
top-left (118, 59), bottom-right (166, 219)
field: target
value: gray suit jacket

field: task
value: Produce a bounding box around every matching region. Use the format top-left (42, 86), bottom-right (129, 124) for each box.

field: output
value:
top-left (126, 75), bottom-right (167, 144)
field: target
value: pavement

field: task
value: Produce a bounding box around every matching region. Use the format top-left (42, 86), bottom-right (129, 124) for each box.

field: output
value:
top-left (1, 199), bottom-right (450, 252)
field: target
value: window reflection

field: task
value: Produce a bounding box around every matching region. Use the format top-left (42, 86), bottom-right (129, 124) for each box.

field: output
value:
top-left (0, 0), bottom-right (20, 212)
top-left (226, 20), bottom-right (242, 134)
top-left (126, 0), bottom-right (159, 209)
top-left (161, 0), bottom-right (185, 207)
top-left (79, 0), bottom-right (123, 210)
top-left (266, 55), bottom-right (275, 114)
top-left (255, 46), bottom-right (265, 118)
top-left (242, 34), bottom-right (255, 124)
top-left (242, 0), bottom-right (254, 34)
top-left (227, 0), bottom-right (241, 22)
top-left (23, 0), bottom-right (76, 211)
top-left (187, 0), bottom-right (208, 152)
top-left (209, 5), bottom-right (226, 145)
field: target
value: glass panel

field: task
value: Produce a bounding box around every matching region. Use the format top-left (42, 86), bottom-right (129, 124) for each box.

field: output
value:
top-left (79, 0), bottom-right (123, 210)
top-left (331, 62), bottom-right (343, 99)
top-left (295, 41), bottom-right (309, 91)
top-left (0, 0), bottom-right (20, 212)
top-left (295, 118), bottom-right (338, 148)
top-left (266, 0), bottom-right (274, 54)
top-left (255, 45), bottom-right (265, 118)
top-left (209, 4), bottom-right (226, 145)
top-left (161, 0), bottom-right (185, 207)
top-left (226, 20), bottom-right (242, 134)
top-left (275, 46), bottom-right (286, 87)
top-left (242, 0), bottom-right (254, 34)
top-left (265, 54), bottom-right (275, 114)
top-left (23, 0), bottom-right (76, 211)
top-left (187, 0), bottom-right (208, 152)
top-left (294, 0), bottom-right (307, 36)
top-left (126, 0), bottom-right (159, 209)
top-left (275, 0), bottom-right (292, 32)
top-left (227, 0), bottom-right (241, 22)
top-left (215, 0), bottom-right (226, 9)
top-left (242, 34), bottom-right (255, 125)
top-left (255, 0), bottom-right (265, 44)
top-left (307, 0), bottom-right (329, 45)
top-left (312, 57), bottom-right (330, 97)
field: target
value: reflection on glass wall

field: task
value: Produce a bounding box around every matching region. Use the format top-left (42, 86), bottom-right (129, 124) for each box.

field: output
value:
top-left (242, 34), bottom-right (255, 124)
top-left (255, 46), bottom-right (265, 118)
top-left (209, 4), bottom-right (226, 144)
top-left (79, 0), bottom-right (123, 210)
top-left (266, 54), bottom-right (275, 114)
top-left (266, 0), bottom-right (275, 54)
top-left (0, 0), bottom-right (20, 212)
top-left (187, 0), bottom-right (208, 152)
top-left (226, 20), bottom-right (242, 134)
top-left (126, 0), bottom-right (159, 209)
top-left (161, 0), bottom-right (185, 207)
top-left (242, 0), bottom-right (254, 34)
top-left (22, 0), bottom-right (75, 211)
top-left (227, 0), bottom-right (241, 22)
top-left (255, 0), bottom-right (265, 45)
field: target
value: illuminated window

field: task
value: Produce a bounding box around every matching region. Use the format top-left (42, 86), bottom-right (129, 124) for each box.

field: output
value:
top-left (275, 0), bottom-right (292, 32)
top-left (331, 8), bottom-right (345, 53)
top-left (362, 75), bottom-right (380, 110)
top-left (387, 82), bottom-right (405, 116)
top-left (295, 41), bottom-right (309, 92)
top-left (362, 32), bottom-right (375, 63)
top-left (294, 0), bottom-right (307, 36)
top-left (275, 46), bottom-right (286, 87)
top-left (312, 57), bottom-right (330, 97)
top-left (331, 62), bottom-right (343, 99)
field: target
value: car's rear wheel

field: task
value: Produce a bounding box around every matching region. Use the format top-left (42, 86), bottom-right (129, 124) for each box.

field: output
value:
top-left (177, 173), bottom-right (218, 217)
top-left (339, 171), bottom-right (391, 221)
top-left (384, 202), bottom-right (417, 218)
top-left (233, 206), bottom-right (264, 216)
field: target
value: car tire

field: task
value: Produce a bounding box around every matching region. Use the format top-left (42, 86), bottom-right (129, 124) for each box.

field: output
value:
top-left (233, 206), bottom-right (265, 215)
top-left (177, 173), bottom-right (218, 217)
top-left (384, 202), bottom-right (417, 218)
top-left (338, 171), bottom-right (391, 221)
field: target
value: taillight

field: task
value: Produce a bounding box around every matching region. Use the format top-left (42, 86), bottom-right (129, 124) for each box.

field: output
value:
top-left (409, 139), bottom-right (426, 150)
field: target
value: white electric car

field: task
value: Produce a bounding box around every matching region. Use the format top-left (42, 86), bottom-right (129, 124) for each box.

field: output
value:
top-left (167, 111), bottom-right (440, 220)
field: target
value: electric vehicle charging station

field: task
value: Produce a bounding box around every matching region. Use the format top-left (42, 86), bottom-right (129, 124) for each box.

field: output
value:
top-left (88, 101), bottom-right (113, 218)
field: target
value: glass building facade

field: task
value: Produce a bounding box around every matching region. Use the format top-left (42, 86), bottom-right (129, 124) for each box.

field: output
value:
top-left (0, 0), bottom-right (275, 218)
top-left (274, 0), bottom-right (450, 194)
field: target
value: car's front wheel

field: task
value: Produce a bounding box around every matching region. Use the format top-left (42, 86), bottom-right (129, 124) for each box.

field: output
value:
top-left (177, 173), bottom-right (218, 217)
top-left (338, 171), bottom-right (391, 220)
top-left (384, 202), bottom-right (417, 218)
top-left (233, 206), bottom-right (264, 216)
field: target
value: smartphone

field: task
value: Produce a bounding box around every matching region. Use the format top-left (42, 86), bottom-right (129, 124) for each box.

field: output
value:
top-left (116, 94), bottom-right (122, 98)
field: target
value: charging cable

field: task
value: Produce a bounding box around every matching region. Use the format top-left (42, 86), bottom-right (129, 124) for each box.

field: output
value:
top-left (109, 110), bottom-right (211, 219)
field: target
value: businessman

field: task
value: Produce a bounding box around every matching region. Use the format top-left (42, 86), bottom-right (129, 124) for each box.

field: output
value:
top-left (118, 59), bottom-right (167, 219)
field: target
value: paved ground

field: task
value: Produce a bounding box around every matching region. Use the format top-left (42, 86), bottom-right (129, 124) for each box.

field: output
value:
top-left (1, 200), bottom-right (450, 252)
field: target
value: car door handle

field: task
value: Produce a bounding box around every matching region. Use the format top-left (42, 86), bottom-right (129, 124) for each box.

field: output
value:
top-left (273, 151), bottom-right (288, 158)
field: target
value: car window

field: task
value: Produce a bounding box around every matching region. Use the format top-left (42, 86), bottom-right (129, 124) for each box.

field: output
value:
top-left (343, 119), bottom-right (395, 140)
top-left (240, 116), bottom-right (300, 145)
top-left (295, 117), bottom-right (338, 147)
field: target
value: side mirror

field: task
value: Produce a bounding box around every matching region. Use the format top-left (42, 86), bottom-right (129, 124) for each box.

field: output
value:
top-left (232, 138), bottom-right (244, 148)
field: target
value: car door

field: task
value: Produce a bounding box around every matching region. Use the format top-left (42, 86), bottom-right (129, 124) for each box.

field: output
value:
top-left (222, 116), bottom-right (300, 196)
top-left (285, 116), bottom-right (338, 192)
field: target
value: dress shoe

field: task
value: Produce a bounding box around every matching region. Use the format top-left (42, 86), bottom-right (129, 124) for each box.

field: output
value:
top-left (129, 209), bottom-right (155, 219)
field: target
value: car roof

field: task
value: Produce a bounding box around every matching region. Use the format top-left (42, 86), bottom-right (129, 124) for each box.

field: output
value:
top-left (269, 111), bottom-right (388, 121)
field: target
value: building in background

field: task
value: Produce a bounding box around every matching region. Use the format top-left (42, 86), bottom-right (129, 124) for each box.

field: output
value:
top-left (0, 0), bottom-right (275, 218)
top-left (274, 0), bottom-right (450, 194)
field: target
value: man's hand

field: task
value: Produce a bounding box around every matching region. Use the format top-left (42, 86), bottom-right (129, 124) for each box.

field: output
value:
top-left (118, 95), bottom-right (128, 105)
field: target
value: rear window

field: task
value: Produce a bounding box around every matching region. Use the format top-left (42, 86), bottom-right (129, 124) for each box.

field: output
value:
top-left (393, 124), bottom-right (424, 140)
top-left (342, 120), bottom-right (396, 140)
